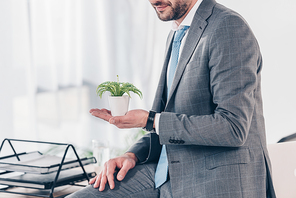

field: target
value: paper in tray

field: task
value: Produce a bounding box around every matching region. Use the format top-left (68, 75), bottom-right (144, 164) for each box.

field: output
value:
top-left (0, 151), bottom-right (96, 174)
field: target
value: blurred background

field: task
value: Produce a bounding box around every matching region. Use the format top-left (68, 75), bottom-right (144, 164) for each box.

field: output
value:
top-left (0, 0), bottom-right (295, 157)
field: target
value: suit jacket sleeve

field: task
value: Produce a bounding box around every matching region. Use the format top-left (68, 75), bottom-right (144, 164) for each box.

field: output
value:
top-left (127, 132), bottom-right (162, 164)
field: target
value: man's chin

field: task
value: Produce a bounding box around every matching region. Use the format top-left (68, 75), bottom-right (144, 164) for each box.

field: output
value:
top-left (156, 12), bottom-right (174, 22)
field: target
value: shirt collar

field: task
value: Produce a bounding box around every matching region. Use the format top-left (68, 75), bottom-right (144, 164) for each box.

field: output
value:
top-left (172, 0), bottom-right (203, 31)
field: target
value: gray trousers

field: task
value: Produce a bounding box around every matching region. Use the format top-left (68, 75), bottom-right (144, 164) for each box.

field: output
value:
top-left (66, 163), bottom-right (172, 198)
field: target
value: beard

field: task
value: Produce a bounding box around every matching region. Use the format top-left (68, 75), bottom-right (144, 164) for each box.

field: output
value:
top-left (152, 1), bottom-right (190, 21)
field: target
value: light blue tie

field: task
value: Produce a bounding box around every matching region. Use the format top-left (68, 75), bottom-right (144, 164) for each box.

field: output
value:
top-left (155, 26), bottom-right (189, 188)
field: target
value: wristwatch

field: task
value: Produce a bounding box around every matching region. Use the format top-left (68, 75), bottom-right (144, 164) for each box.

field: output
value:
top-left (143, 110), bottom-right (156, 132)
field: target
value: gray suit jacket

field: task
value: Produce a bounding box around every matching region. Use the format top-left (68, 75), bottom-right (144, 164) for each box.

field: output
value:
top-left (128, 0), bottom-right (276, 197)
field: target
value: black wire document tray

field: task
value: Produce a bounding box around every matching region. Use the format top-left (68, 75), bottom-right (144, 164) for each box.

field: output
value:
top-left (0, 139), bottom-right (97, 198)
top-left (0, 151), bottom-right (95, 174)
top-left (0, 169), bottom-right (96, 189)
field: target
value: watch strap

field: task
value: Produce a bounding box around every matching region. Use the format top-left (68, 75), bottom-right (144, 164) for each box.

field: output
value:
top-left (144, 110), bottom-right (156, 131)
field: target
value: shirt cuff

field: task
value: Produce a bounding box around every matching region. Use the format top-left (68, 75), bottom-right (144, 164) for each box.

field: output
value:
top-left (155, 113), bottom-right (160, 135)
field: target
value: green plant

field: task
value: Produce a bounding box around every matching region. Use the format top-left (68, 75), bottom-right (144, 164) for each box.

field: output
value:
top-left (96, 75), bottom-right (143, 99)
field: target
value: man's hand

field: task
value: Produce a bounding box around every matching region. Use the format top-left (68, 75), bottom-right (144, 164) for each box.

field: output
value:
top-left (90, 109), bottom-right (149, 129)
top-left (89, 152), bottom-right (138, 191)
top-left (89, 108), bottom-right (113, 122)
top-left (89, 109), bottom-right (147, 190)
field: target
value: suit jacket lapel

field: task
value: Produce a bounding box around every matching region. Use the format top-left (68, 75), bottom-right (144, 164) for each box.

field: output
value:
top-left (152, 31), bottom-right (174, 112)
top-left (167, 0), bottom-right (217, 103)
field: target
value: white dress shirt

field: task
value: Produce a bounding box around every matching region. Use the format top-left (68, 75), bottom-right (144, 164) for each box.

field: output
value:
top-left (154, 0), bottom-right (203, 134)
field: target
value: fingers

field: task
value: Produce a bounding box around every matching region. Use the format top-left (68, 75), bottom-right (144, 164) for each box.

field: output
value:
top-left (101, 109), bottom-right (111, 114)
top-left (89, 173), bottom-right (101, 190)
top-left (93, 160), bottom-right (117, 191)
top-left (90, 108), bottom-right (111, 114)
top-left (116, 161), bottom-right (130, 181)
top-left (89, 175), bottom-right (98, 185)
top-left (106, 161), bottom-right (116, 190)
top-left (90, 108), bottom-right (112, 122)
top-left (90, 155), bottom-right (137, 191)
top-left (99, 168), bottom-right (108, 191)
top-left (92, 165), bottom-right (106, 190)
top-left (90, 109), bottom-right (149, 129)
top-left (109, 117), bottom-right (137, 129)
top-left (117, 154), bottom-right (137, 181)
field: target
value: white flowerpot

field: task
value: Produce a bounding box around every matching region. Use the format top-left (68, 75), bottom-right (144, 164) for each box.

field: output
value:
top-left (108, 95), bottom-right (130, 116)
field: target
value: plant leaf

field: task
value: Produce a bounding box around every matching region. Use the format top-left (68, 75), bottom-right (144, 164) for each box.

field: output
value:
top-left (96, 76), bottom-right (143, 99)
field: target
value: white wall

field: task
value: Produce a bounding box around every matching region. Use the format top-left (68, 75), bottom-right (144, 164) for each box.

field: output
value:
top-left (217, 0), bottom-right (296, 143)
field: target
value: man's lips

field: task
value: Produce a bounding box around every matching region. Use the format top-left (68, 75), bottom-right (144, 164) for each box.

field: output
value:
top-left (155, 5), bottom-right (168, 12)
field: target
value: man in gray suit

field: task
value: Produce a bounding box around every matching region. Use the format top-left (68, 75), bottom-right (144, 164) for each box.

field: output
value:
top-left (68, 0), bottom-right (276, 197)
